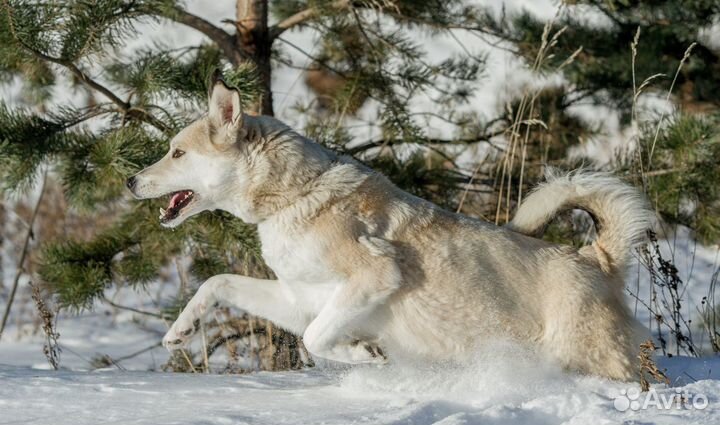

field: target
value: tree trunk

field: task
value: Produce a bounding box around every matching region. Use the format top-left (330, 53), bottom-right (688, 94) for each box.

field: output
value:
top-left (235, 0), bottom-right (274, 116)
top-left (232, 2), bottom-right (308, 372)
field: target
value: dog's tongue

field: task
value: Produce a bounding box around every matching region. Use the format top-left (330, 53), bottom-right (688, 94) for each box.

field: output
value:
top-left (169, 191), bottom-right (187, 209)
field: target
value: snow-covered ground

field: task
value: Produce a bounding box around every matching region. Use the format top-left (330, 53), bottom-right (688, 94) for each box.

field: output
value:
top-left (2, 341), bottom-right (720, 424)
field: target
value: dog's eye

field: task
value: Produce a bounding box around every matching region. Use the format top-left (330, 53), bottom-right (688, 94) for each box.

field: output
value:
top-left (172, 149), bottom-right (185, 159)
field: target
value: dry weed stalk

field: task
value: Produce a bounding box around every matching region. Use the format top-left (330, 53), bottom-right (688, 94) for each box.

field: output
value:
top-left (29, 283), bottom-right (61, 370)
top-left (638, 339), bottom-right (669, 392)
top-left (0, 203), bottom-right (4, 298)
top-left (627, 31), bottom-right (709, 357)
top-left (648, 42), bottom-right (697, 167)
top-left (631, 230), bottom-right (698, 356)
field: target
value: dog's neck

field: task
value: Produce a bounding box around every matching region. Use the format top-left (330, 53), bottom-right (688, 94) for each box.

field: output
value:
top-left (255, 158), bottom-right (370, 227)
top-left (223, 115), bottom-right (370, 224)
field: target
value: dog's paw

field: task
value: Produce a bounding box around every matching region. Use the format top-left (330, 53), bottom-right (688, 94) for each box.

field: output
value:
top-left (162, 317), bottom-right (201, 350)
top-left (351, 340), bottom-right (388, 365)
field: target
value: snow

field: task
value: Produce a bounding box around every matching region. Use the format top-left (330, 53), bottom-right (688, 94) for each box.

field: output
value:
top-left (1, 344), bottom-right (719, 424)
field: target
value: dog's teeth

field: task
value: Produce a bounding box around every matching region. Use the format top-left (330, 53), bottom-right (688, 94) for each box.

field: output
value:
top-left (159, 208), bottom-right (166, 216)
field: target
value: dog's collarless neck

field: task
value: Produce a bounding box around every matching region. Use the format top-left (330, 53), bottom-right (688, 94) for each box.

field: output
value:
top-left (260, 162), bottom-right (370, 226)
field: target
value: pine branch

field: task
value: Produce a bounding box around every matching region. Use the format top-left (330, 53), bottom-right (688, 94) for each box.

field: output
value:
top-left (269, 0), bottom-right (506, 41)
top-left (1, 1), bottom-right (170, 132)
top-left (59, 59), bottom-right (170, 132)
top-left (1, 2), bottom-right (124, 106)
top-left (66, 63), bottom-right (130, 109)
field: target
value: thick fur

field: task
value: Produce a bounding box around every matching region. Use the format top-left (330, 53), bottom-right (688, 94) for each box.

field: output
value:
top-left (507, 168), bottom-right (651, 272)
top-left (128, 78), bottom-right (650, 380)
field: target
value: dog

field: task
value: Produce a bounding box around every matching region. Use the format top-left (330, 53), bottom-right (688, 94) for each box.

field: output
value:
top-left (126, 71), bottom-right (650, 380)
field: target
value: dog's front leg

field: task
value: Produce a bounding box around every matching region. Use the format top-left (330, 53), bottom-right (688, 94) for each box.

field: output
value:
top-left (302, 238), bottom-right (402, 364)
top-left (163, 274), bottom-right (309, 350)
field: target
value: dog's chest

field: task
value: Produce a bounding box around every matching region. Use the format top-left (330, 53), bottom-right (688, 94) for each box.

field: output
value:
top-left (257, 222), bottom-right (339, 285)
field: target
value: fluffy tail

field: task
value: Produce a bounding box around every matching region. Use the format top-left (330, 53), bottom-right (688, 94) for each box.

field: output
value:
top-left (507, 168), bottom-right (651, 270)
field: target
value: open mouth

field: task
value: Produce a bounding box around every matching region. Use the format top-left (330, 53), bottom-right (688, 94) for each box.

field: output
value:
top-left (159, 190), bottom-right (195, 223)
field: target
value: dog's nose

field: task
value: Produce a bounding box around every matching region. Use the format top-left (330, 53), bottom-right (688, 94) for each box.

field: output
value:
top-left (126, 176), bottom-right (137, 191)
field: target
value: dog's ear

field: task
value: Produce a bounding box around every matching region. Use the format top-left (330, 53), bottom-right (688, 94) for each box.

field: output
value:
top-left (208, 69), bottom-right (243, 144)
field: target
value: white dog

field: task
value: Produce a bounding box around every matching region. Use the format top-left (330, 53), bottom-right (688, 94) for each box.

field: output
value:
top-left (127, 72), bottom-right (649, 380)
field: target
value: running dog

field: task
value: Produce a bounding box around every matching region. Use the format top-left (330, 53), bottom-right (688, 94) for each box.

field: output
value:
top-left (126, 71), bottom-right (650, 380)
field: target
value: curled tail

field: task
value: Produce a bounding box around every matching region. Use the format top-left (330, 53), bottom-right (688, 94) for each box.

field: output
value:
top-left (507, 168), bottom-right (651, 270)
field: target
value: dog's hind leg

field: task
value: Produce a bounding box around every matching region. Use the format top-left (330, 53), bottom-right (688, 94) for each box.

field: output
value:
top-left (302, 237), bottom-right (402, 364)
top-left (539, 262), bottom-right (639, 380)
top-left (163, 274), bottom-right (310, 350)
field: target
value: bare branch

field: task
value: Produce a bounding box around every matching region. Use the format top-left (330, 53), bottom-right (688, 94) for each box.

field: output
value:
top-left (103, 297), bottom-right (171, 320)
top-left (347, 128), bottom-right (508, 155)
top-left (165, 6), bottom-right (242, 64)
top-left (269, 0), bottom-right (350, 40)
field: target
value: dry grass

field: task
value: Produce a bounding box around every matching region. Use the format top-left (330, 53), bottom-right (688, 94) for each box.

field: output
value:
top-left (455, 7), bottom-right (582, 224)
top-left (0, 173), bottom-right (48, 340)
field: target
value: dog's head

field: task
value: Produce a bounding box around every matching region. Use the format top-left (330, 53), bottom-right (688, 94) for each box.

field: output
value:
top-left (127, 71), bottom-right (337, 227)
top-left (126, 71), bottom-right (258, 227)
